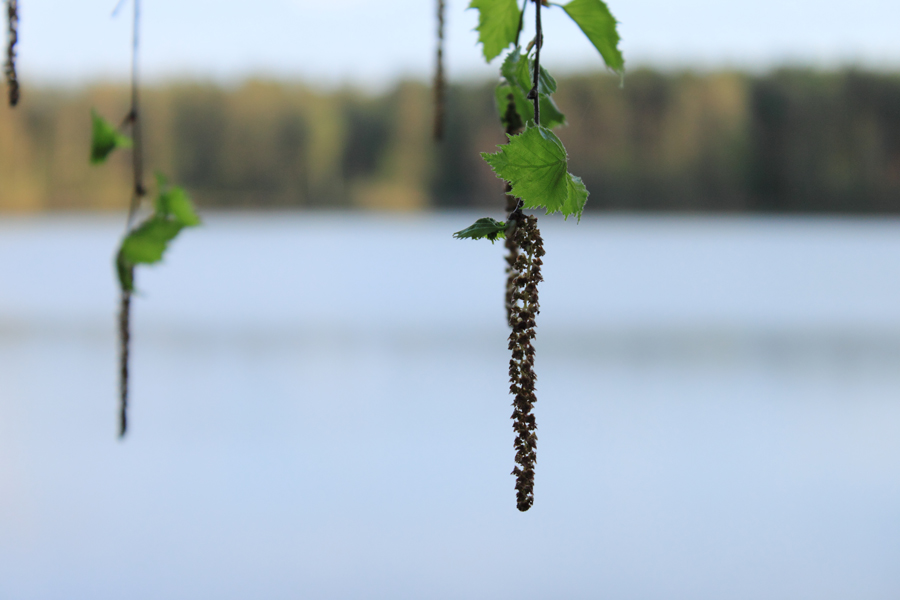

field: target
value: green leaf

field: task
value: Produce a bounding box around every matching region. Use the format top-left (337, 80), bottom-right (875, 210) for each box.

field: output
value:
top-left (90, 110), bottom-right (132, 165)
top-left (500, 49), bottom-right (530, 91)
top-left (496, 49), bottom-right (566, 130)
top-left (453, 217), bottom-right (508, 242)
top-left (560, 0), bottom-right (625, 77)
top-left (115, 174), bottom-right (201, 292)
top-left (116, 251), bottom-right (135, 293)
top-left (495, 84), bottom-right (530, 131)
top-left (539, 95), bottom-right (566, 130)
top-left (120, 216), bottom-right (184, 266)
top-left (469, 0), bottom-right (521, 62)
top-left (481, 124), bottom-right (589, 220)
top-left (158, 186), bottom-right (201, 226)
top-left (501, 49), bottom-right (557, 96)
top-left (155, 173), bottom-right (201, 227)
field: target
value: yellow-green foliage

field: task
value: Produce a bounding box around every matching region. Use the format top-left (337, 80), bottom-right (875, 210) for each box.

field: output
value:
top-left (3, 70), bottom-right (900, 213)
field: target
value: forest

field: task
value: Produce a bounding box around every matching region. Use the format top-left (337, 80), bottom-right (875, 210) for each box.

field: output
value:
top-left (2, 68), bottom-right (900, 214)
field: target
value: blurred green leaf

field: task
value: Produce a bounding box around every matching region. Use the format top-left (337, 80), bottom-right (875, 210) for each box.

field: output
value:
top-left (159, 186), bottom-right (201, 227)
top-left (453, 217), bottom-right (508, 242)
top-left (116, 252), bottom-right (135, 293)
top-left (115, 175), bottom-right (201, 292)
top-left (481, 124), bottom-right (589, 220)
top-left (155, 173), bottom-right (201, 227)
top-left (90, 110), bottom-right (132, 165)
top-left (560, 0), bottom-right (624, 78)
top-left (120, 216), bottom-right (184, 265)
top-left (496, 49), bottom-right (566, 130)
top-left (469, 0), bottom-right (521, 62)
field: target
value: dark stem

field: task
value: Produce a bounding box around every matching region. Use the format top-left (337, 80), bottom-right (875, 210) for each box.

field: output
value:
top-left (433, 0), bottom-right (445, 141)
top-left (118, 289), bottom-right (131, 438)
top-left (531, 0), bottom-right (542, 125)
top-left (5, 0), bottom-right (19, 107)
top-left (119, 0), bottom-right (144, 438)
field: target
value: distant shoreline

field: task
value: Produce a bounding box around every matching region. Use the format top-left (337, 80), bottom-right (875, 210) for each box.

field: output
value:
top-left (4, 69), bottom-right (900, 213)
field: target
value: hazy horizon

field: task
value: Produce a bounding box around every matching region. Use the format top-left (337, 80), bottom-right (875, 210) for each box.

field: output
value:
top-left (11, 0), bottom-right (900, 90)
top-left (14, 62), bottom-right (900, 95)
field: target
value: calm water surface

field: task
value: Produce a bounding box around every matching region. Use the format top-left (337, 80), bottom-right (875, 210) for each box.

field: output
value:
top-left (1, 213), bottom-right (899, 600)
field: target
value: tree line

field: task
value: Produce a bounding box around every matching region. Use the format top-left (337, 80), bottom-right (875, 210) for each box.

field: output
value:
top-left (2, 68), bottom-right (900, 213)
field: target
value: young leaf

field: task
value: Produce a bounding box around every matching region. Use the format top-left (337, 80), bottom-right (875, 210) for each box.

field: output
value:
top-left (497, 84), bottom-right (566, 131)
top-left (538, 95), bottom-right (566, 130)
top-left (453, 217), bottom-right (508, 242)
top-left (115, 176), bottom-right (201, 292)
top-left (501, 48), bottom-right (557, 96)
top-left (90, 110), bottom-right (132, 165)
top-left (158, 186), bottom-right (201, 226)
top-left (560, 0), bottom-right (624, 77)
top-left (469, 0), bottom-right (521, 62)
top-left (496, 49), bottom-right (566, 129)
top-left (155, 174), bottom-right (201, 227)
top-left (116, 252), bottom-right (136, 293)
top-left (496, 84), bottom-right (528, 128)
top-left (116, 217), bottom-right (182, 290)
top-left (481, 124), bottom-right (589, 220)
top-left (120, 216), bottom-right (184, 266)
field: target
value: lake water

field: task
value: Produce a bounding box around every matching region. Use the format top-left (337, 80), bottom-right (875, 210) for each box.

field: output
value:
top-left (1, 213), bottom-right (900, 600)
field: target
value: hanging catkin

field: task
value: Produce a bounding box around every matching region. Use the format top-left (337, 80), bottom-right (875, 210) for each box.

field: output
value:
top-left (433, 0), bottom-right (445, 140)
top-left (4, 0), bottom-right (19, 106)
top-left (508, 214), bottom-right (543, 511)
top-left (118, 287), bottom-right (132, 436)
top-left (119, 0), bottom-right (145, 438)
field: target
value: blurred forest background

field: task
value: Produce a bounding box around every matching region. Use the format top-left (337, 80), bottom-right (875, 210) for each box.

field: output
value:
top-left (3, 68), bottom-right (900, 213)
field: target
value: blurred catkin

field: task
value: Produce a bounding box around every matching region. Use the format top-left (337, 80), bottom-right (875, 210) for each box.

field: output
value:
top-left (5, 0), bottom-right (19, 106)
top-left (432, 0), bottom-right (445, 140)
top-left (503, 93), bottom-right (524, 323)
top-left (118, 288), bottom-right (131, 438)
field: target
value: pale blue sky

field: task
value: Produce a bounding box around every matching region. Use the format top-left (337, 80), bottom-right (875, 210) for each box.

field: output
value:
top-left (14, 0), bottom-right (900, 88)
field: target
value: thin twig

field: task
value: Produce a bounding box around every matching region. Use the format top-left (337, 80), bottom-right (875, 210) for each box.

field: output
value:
top-left (4, 0), bottom-right (19, 107)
